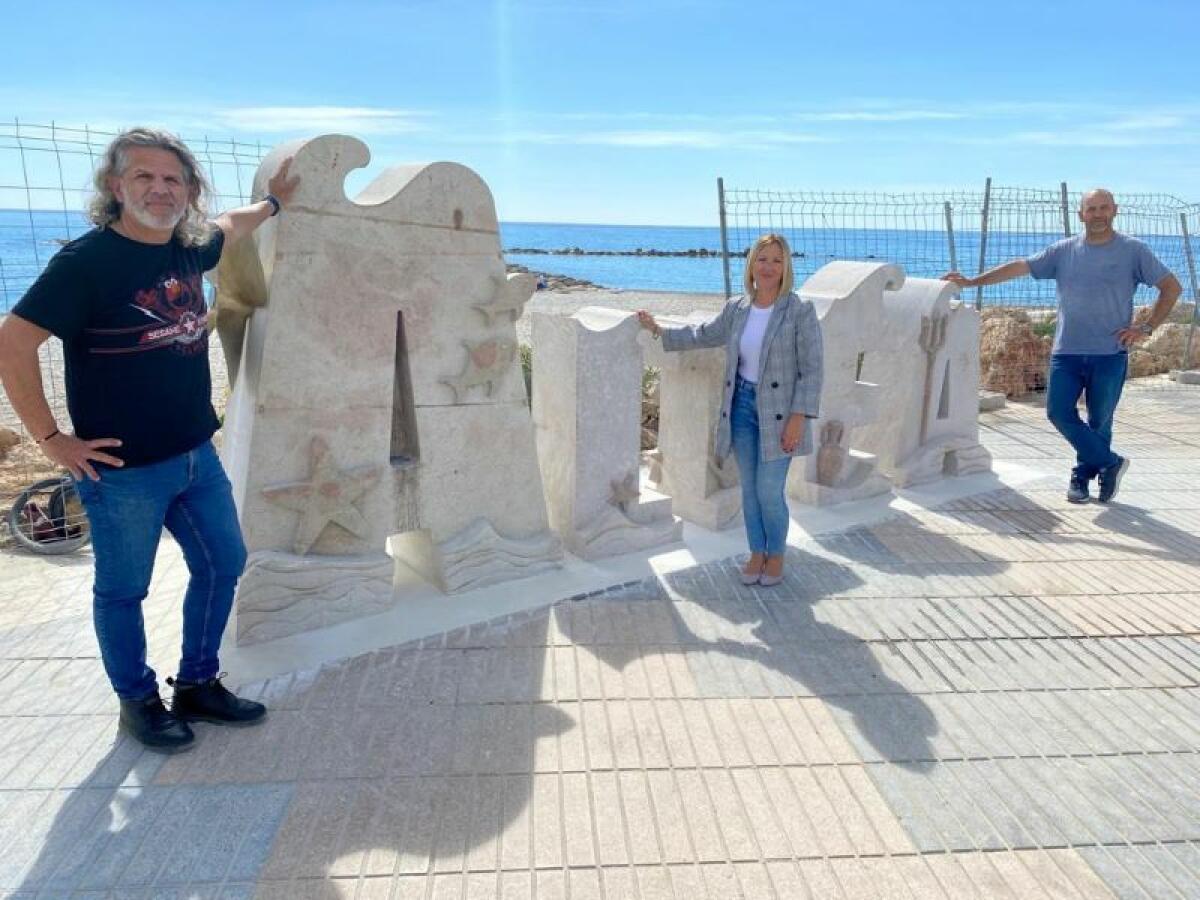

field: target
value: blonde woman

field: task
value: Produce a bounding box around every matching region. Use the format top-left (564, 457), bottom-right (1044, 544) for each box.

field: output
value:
top-left (637, 234), bottom-right (823, 585)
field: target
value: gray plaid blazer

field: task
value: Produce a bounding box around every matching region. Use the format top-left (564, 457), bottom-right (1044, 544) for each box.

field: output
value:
top-left (661, 291), bottom-right (824, 462)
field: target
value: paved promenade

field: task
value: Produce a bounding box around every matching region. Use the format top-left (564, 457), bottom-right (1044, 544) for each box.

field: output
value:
top-left (2, 382), bottom-right (1199, 899)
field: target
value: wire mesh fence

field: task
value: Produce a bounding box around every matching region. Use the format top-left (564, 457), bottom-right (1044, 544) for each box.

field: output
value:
top-left (4, 117), bottom-right (1199, 522)
top-left (720, 179), bottom-right (1200, 399)
top-left (0, 120), bottom-right (265, 523)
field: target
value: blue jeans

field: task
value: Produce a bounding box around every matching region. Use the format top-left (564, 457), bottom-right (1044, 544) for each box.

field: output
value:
top-left (1046, 353), bottom-right (1127, 480)
top-left (730, 377), bottom-right (793, 556)
top-left (74, 441), bottom-right (247, 700)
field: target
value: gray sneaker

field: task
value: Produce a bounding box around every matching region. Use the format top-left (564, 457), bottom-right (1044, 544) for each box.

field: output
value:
top-left (1066, 472), bottom-right (1090, 504)
top-left (1097, 456), bottom-right (1129, 503)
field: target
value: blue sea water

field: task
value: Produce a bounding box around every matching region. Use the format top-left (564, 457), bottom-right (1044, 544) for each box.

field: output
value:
top-left (1, 209), bottom-right (1181, 311)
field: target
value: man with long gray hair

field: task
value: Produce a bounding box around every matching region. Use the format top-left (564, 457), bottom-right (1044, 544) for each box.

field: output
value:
top-left (943, 188), bottom-right (1182, 505)
top-left (0, 127), bottom-right (299, 752)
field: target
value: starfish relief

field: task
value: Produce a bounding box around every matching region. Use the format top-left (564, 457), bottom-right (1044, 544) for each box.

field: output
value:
top-left (261, 436), bottom-right (382, 555)
top-left (441, 338), bottom-right (517, 402)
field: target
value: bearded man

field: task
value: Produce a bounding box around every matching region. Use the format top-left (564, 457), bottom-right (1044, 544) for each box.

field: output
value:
top-left (0, 128), bottom-right (298, 752)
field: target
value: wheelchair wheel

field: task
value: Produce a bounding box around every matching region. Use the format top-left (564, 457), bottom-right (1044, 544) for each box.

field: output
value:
top-left (7, 476), bottom-right (91, 555)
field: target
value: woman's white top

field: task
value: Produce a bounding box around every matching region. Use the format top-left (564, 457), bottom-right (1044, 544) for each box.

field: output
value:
top-left (737, 303), bottom-right (774, 383)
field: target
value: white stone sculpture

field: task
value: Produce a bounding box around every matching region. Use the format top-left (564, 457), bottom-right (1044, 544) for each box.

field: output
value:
top-left (221, 135), bottom-right (561, 644)
top-left (855, 277), bottom-right (992, 486)
top-left (641, 316), bottom-right (741, 529)
top-left (788, 262), bottom-right (900, 506)
top-left (532, 307), bottom-right (682, 558)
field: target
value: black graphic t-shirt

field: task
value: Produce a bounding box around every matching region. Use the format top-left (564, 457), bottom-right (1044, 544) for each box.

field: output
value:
top-left (14, 226), bottom-right (226, 467)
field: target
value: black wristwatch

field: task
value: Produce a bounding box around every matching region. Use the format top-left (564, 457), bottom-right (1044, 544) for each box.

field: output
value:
top-left (263, 194), bottom-right (281, 217)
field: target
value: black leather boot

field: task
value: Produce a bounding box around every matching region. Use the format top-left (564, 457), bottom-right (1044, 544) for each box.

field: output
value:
top-left (169, 676), bottom-right (267, 726)
top-left (119, 694), bottom-right (195, 753)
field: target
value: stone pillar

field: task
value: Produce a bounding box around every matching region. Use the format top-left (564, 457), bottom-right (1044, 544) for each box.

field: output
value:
top-left (532, 307), bottom-right (682, 559)
top-left (221, 135), bottom-right (561, 645)
top-left (642, 317), bottom-right (740, 529)
top-left (788, 262), bottom-right (900, 506)
top-left (855, 276), bottom-right (993, 486)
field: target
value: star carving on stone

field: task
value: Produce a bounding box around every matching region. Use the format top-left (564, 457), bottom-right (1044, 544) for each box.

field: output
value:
top-left (473, 273), bottom-right (535, 325)
top-left (261, 437), bottom-right (382, 556)
top-left (608, 470), bottom-right (641, 513)
top-left (441, 338), bottom-right (516, 402)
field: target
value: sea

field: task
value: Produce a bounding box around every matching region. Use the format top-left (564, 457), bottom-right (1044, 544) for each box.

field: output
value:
top-left (1, 209), bottom-right (1179, 312)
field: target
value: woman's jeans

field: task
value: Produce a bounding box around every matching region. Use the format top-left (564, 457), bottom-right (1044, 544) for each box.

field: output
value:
top-left (74, 441), bottom-right (247, 700)
top-left (1045, 353), bottom-right (1127, 480)
top-left (730, 377), bottom-right (793, 556)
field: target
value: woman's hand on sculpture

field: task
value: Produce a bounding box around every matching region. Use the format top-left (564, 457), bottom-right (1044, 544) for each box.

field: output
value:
top-left (635, 310), bottom-right (661, 337)
top-left (781, 414), bottom-right (805, 454)
top-left (267, 157), bottom-right (301, 208)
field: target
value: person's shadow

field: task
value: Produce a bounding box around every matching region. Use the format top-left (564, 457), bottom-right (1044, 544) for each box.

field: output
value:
top-left (565, 546), bottom-right (945, 772)
top-left (10, 519), bottom-right (1013, 893)
top-left (1093, 501), bottom-right (1200, 563)
top-left (7, 611), bottom-right (573, 897)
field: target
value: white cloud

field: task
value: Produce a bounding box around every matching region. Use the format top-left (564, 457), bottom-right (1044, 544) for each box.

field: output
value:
top-left (1001, 130), bottom-right (1196, 148)
top-left (470, 128), bottom-right (834, 149)
top-left (574, 129), bottom-right (833, 148)
top-left (214, 106), bottom-right (432, 135)
top-left (1102, 113), bottom-right (1186, 131)
top-left (794, 110), bottom-right (965, 122)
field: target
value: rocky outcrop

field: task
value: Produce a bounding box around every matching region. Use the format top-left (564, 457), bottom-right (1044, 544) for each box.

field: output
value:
top-left (0, 427), bottom-right (19, 461)
top-left (505, 263), bottom-right (598, 292)
top-left (979, 309), bottom-right (1052, 397)
top-left (978, 304), bottom-right (1199, 387)
top-left (1130, 304), bottom-right (1200, 376)
top-left (1129, 323), bottom-right (1200, 376)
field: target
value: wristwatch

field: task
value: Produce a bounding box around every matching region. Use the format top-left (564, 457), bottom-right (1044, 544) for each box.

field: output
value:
top-left (1138, 322), bottom-right (1154, 336)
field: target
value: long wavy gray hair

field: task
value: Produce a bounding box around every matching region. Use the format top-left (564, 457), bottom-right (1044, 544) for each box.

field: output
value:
top-left (88, 128), bottom-right (214, 246)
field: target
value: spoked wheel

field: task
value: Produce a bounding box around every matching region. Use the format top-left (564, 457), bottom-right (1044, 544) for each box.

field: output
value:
top-left (7, 476), bottom-right (91, 555)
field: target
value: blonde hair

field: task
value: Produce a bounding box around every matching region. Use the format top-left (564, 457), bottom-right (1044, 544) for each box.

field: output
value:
top-left (88, 127), bottom-right (214, 247)
top-left (743, 233), bottom-right (795, 297)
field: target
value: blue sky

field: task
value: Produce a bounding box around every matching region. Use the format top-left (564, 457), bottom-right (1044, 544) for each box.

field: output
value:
top-left (3, 0), bottom-right (1198, 225)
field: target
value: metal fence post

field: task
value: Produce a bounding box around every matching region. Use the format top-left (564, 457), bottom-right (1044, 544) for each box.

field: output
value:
top-left (1060, 182), bottom-right (1072, 236)
top-left (1180, 213), bottom-right (1200, 372)
top-left (943, 201), bottom-right (957, 273)
top-left (975, 177), bottom-right (992, 310)
top-left (717, 177), bottom-right (732, 299)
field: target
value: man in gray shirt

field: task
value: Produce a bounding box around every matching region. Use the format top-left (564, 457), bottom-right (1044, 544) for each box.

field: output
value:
top-left (944, 189), bottom-right (1182, 503)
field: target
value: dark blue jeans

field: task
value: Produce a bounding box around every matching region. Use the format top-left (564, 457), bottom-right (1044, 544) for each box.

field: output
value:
top-left (74, 441), bottom-right (247, 700)
top-left (1045, 353), bottom-right (1127, 480)
top-left (730, 377), bottom-right (793, 556)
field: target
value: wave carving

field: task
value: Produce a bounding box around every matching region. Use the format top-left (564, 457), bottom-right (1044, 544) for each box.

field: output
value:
top-left (439, 518), bottom-right (563, 593)
top-left (236, 551), bottom-right (394, 644)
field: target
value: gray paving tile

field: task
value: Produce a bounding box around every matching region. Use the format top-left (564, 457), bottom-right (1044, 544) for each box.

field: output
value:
top-left (3, 391), bottom-right (1200, 899)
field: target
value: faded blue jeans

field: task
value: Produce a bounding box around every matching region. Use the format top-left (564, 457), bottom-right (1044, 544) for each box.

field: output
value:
top-left (1045, 353), bottom-right (1127, 480)
top-left (730, 377), bottom-right (793, 556)
top-left (74, 441), bottom-right (247, 700)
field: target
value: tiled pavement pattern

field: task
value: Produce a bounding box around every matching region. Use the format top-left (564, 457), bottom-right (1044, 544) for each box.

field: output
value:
top-left (2, 381), bottom-right (1199, 899)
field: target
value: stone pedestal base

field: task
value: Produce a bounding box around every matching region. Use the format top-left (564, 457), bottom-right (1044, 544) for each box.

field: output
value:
top-left (892, 439), bottom-right (993, 488)
top-left (789, 449), bottom-right (892, 507)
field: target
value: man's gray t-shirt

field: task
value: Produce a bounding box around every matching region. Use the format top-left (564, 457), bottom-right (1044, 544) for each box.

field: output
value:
top-left (1026, 233), bottom-right (1170, 355)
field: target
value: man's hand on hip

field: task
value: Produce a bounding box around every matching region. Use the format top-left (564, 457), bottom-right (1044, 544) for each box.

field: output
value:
top-left (42, 432), bottom-right (124, 481)
top-left (1115, 326), bottom-right (1148, 349)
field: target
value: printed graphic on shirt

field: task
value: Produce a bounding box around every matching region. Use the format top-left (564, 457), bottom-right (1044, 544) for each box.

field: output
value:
top-left (86, 271), bottom-right (209, 356)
